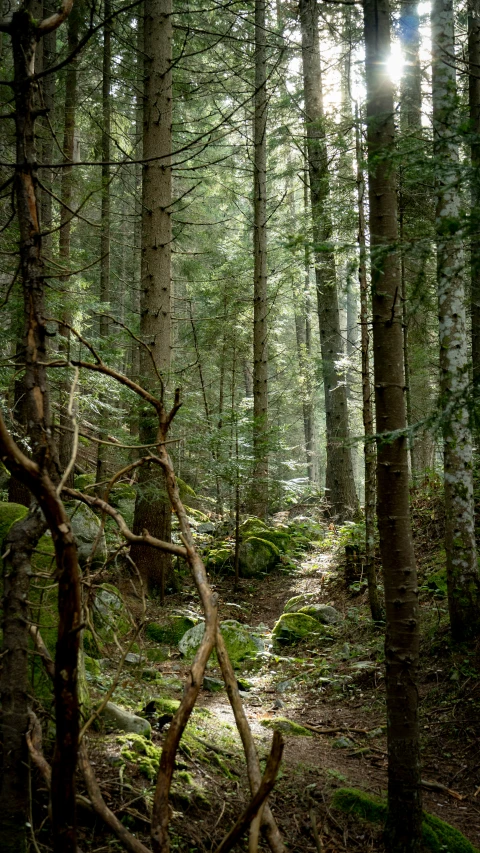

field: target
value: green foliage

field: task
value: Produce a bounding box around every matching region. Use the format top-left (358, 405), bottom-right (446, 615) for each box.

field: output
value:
top-left (332, 788), bottom-right (479, 853)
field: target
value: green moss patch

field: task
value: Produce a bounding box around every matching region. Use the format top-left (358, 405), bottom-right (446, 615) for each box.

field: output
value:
top-left (272, 612), bottom-right (328, 646)
top-left (117, 733), bottom-right (161, 780)
top-left (332, 788), bottom-right (479, 853)
top-left (145, 615), bottom-right (196, 646)
top-left (260, 717), bottom-right (313, 737)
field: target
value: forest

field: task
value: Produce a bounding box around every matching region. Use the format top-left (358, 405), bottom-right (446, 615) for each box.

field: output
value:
top-left (1, 0), bottom-right (480, 850)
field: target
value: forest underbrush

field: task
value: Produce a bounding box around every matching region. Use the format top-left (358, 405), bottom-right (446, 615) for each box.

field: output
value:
top-left (29, 484), bottom-right (480, 853)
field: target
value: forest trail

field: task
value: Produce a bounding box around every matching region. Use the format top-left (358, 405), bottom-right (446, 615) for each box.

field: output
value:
top-left (108, 540), bottom-right (480, 852)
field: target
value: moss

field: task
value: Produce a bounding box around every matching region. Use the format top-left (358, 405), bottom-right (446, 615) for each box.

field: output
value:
top-left (254, 529), bottom-right (291, 552)
top-left (177, 478), bottom-right (197, 499)
top-left (332, 788), bottom-right (479, 853)
top-left (239, 536), bottom-right (280, 577)
top-left (425, 568), bottom-right (447, 596)
top-left (144, 697), bottom-right (181, 715)
top-left (145, 646), bottom-right (170, 663)
top-left (283, 593), bottom-right (318, 613)
top-left (272, 612), bottom-right (327, 646)
top-left (145, 615), bottom-right (196, 646)
top-left (117, 733), bottom-right (161, 780)
top-left (84, 655), bottom-right (102, 678)
top-left (260, 717), bottom-right (313, 737)
top-left (184, 506), bottom-right (209, 522)
top-left (205, 547), bottom-right (233, 572)
top-left (74, 473), bottom-right (95, 492)
top-left (239, 517), bottom-right (268, 538)
top-left (0, 502), bottom-right (28, 547)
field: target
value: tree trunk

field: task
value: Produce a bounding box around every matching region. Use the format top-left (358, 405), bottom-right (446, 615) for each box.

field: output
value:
top-left (363, 0), bottom-right (423, 848)
top-left (300, 0), bottom-right (358, 520)
top-left (95, 0), bottom-right (111, 491)
top-left (355, 107), bottom-right (382, 624)
top-left (57, 1), bottom-right (80, 484)
top-left (131, 0), bottom-right (173, 597)
top-left (432, 0), bottom-right (480, 640)
top-left (251, 0), bottom-right (269, 518)
top-left (468, 0), bottom-right (480, 389)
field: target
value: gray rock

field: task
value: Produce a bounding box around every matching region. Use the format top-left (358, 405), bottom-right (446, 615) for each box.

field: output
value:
top-left (93, 584), bottom-right (131, 643)
top-left (299, 604), bottom-right (342, 625)
top-left (273, 698), bottom-right (285, 710)
top-left (238, 537), bottom-right (280, 578)
top-left (203, 676), bottom-right (224, 692)
top-left (125, 653), bottom-right (143, 665)
top-left (101, 702), bottom-right (151, 737)
top-left (198, 522), bottom-right (215, 534)
top-left (68, 501), bottom-right (107, 567)
top-left (179, 620), bottom-right (264, 669)
top-left (332, 736), bottom-right (354, 749)
top-left (276, 679), bottom-right (295, 693)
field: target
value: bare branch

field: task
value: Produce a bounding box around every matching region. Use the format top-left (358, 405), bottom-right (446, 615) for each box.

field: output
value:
top-left (37, 0), bottom-right (74, 35)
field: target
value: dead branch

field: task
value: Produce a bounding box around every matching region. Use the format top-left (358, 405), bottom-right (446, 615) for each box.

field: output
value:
top-left (78, 741), bottom-right (152, 853)
top-left (214, 731), bottom-right (284, 853)
top-left (63, 488), bottom-right (187, 558)
top-left (29, 624), bottom-right (55, 680)
top-left (27, 711), bottom-right (52, 788)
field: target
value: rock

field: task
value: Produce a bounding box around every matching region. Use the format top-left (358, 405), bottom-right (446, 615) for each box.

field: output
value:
top-left (273, 698), bottom-right (285, 709)
top-left (239, 518), bottom-right (290, 553)
top-left (203, 676), bottom-right (224, 692)
top-left (198, 522), bottom-right (215, 534)
top-left (272, 612), bottom-right (328, 646)
top-left (125, 653), bottom-right (143, 665)
top-left (205, 547), bottom-right (233, 573)
top-left (283, 593), bottom-right (318, 613)
top-left (239, 517), bottom-right (269, 538)
top-left (333, 736), bottom-right (354, 749)
top-left (276, 679), bottom-right (295, 693)
top-left (260, 717), bottom-right (313, 737)
top-left (68, 501), bottom-right (107, 567)
top-left (145, 615), bottom-right (196, 646)
top-left (93, 584), bottom-right (131, 643)
top-left (179, 619), bottom-right (264, 669)
top-left (237, 677), bottom-right (253, 691)
top-left (101, 702), bottom-right (151, 737)
top-left (299, 604), bottom-right (341, 625)
top-left (0, 502), bottom-right (29, 548)
top-left (238, 537), bottom-right (280, 578)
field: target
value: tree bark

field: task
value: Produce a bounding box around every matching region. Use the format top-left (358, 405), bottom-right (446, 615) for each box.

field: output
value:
top-left (468, 0), bottom-right (480, 389)
top-left (251, 0), bottom-right (269, 518)
top-left (131, 0), bottom-right (173, 596)
top-left (355, 107), bottom-right (382, 624)
top-left (95, 0), bottom-right (112, 491)
top-left (363, 0), bottom-right (423, 848)
top-left (432, 0), bottom-right (480, 640)
top-left (300, 0), bottom-right (358, 520)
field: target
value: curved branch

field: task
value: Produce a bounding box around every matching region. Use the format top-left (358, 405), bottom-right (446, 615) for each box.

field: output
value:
top-left (37, 0), bottom-right (74, 35)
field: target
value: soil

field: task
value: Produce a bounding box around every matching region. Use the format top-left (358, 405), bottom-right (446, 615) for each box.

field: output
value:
top-left (54, 523), bottom-right (480, 853)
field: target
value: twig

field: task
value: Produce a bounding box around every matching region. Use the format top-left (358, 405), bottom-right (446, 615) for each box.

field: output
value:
top-left (78, 741), bottom-right (152, 853)
top-left (309, 809), bottom-right (323, 853)
top-left (57, 366), bottom-right (79, 494)
top-left (213, 731), bottom-right (284, 853)
top-left (29, 624), bottom-right (55, 680)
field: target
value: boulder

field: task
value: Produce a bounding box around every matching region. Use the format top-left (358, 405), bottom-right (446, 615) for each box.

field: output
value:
top-left (179, 619), bottom-right (264, 668)
top-left (238, 537), bottom-right (279, 578)
top-left (68, 501), bottom-right (107, 567)
top-left (198, 522), bottom-right (215, 534)
top-left (205, 547), bottom-right (233, 573)
top-left (239, 517), bottom-right (268, 538)
top-left (93, 584), bottom-right (131, 643)
top-left (102, 702), bottom-right (151, 737)
top-left (272, 612), bottom-right (328, 646)
top-left (0, 502), bottom-right (29, 548)
top-left (299, 604), bottom-right (342, 625)
top-left (283, 593), bottom-right (317, 613)
top-left (145, 615), bottom-right (196, 646)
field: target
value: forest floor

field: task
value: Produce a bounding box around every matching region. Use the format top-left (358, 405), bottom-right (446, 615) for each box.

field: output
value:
top-left (71, 501), bottom-right (480, 853)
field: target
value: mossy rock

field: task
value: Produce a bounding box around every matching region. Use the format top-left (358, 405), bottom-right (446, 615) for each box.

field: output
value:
top-left (299, 604), bottom-right (342, 625)
top-left (74, 473), bottom-right (95, 492)
top-left (93, 583), bottom-right (131, 643)
top-left (332, 788), bottom-right (479, 853)
top-left (272, 612), bottom-right (328, 646)
top-left (67, 501), bottom-right (107, 567)
top-left (255, 529), bottom-right (291, 553)
top-left (205, 547), bottom-right (234, 573)
top-left (0, 502), bottom-right (29, 547)
top-left (177, 478), bottom-right (197, 500)
top-left (284, 592), bottom-right (318, 613)
top-left (145, 646), bottom-right (170, 663)
top-left (145, 615), bottom-right (196, 646)
top-left (184, 506), bottom-right (209, 523)
top-left (84, 655), bottom-right (102, 678)
top-left (425, 568), bottom-right (447, 596)
top-left (260, 717), bottom-right (313, 737)
top-left (179, 619), bottom-right (264, 669)
top-left (239, 517), bottom-right (268, 538)
top-left (238, 536), bottom-right (280, 578)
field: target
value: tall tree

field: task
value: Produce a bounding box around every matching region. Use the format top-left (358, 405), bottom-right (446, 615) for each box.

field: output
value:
top-left (251, 0), bottom-right (269, 517)
top-left (130, 0), bottom-right (173, 596)
top-left (299, 0), bottom-right (358, 520)
top-left (95, 0), bottom-right (112, 490)
top-left (432, 0), bottom-right (480, 640)
top-left (363, 0), bottom-right (422, 848)
top-left (468, 0), bottom-right (480, 389)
